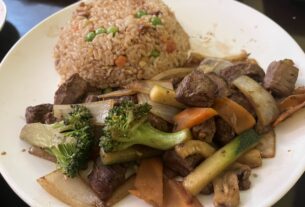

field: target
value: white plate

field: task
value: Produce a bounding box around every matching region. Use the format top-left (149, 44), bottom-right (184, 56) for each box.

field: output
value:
top-left (0, 0), bottom-right (6, 30)
top-left (1, 0), bottom-right (305, 206)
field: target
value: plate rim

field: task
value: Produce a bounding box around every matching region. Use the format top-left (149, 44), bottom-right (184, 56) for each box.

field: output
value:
top-left (0, 0), bottom-right (6, 30)
top-left (0, 0), bottom-right (305, 207)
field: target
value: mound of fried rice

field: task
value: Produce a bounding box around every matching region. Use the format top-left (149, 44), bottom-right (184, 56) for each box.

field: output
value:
top-left (54, 0), bottom-right (190, 88)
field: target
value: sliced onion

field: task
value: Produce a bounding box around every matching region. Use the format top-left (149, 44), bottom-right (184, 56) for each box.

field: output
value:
top-left (98, 89), bottom-right (136, 99)
top-left (137, 93), bottom-right (181, 123)
top-left (273, 101), bottom-right (305, 127)
top-left (125, 80), bottom-right (173, 94)
top-left (151, 67), bottom-right (194, 81)
top-left (37, 170), bottom-right (103, 207)
top-left (196, 57), bottom-right (233, 74)
top-left (53, 99), bottom-right (115, 125)
top-left (232, 75), bottom-right (279, 127)
top-left (79, 161), bottom-right (94, 185)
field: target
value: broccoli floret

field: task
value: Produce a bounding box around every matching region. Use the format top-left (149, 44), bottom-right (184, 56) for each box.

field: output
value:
top-left (100, 101), bottom-right (191, 152)
top-left (20, 105), bottom-right (93, 177)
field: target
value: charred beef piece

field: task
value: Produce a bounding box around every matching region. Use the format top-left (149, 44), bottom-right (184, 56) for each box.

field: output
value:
top-left (206, 73), bottom-right (231, 98)
top-left (148, 113), bottom-right (172, 132)
top-left (176, 71), bottom-right (217, 107)
top-left (229, 89), bottom-right (256, 117)
top-left (219, 62), bottom-right (265, 83)
top-left (88, 160), bottom-right (128, 200)
top-left (214, 117), bottom-right (235, 146)
top-left (191, 118), bottom-right (216, 143)
top-left (25, 104), bottom-right (56, 124)
top-left (54, 73), bottom-right (89, 104)
top-left (163, 150), bottom-right (202, 177)
top-left (263, 59), bottom-right (299, 97)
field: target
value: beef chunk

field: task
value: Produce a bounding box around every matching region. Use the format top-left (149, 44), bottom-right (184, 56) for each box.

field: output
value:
top-left (88, 160), bottom-right (127, 200)
top-left (191, 118), bottom-right (216, 143)
top-left (54, 73), bottom-right (89, 104)
top-left (25, 104), bottom-right (56, 124)
top-left (148, 113), bottom-right (172, 132)
top-left (176, 71), bottom-right (217, 107)
top-left (214, 117), bottom-right (235, 146)
top-left (219, 62), bottom-right (265, 83)
top-left (163, 150), bottom-right (202, 177)
top-left (263, 59), bottom-right (299, 97)
top-left (229, 89), bottom-right (256, 117)
top-left (206, 73), bottom-right (231, 98)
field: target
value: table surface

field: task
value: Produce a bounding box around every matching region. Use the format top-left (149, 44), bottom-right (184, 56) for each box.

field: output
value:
top-left (0, 0), bottom-right (305, 206)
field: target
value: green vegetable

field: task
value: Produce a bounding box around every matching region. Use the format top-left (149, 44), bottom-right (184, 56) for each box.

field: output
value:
top-left (151, 16), bottom-right (162, 26)
top-left (20, 105), bottom-right (94, 177)
top-left (135, 10), bottom-right (148, 18)
top-left (107, 26), bottom-right (119, 37)
top-left (183, 129), bottom-right (260, 195)
top-left (95, 27), bottom-right (107, 35)
top-left (100, 146), bottom-right (161, 165)
top-left (100, 101), bottom-right (191, 152)
top-left (150, 49), bottom-right (160, 58)
top-left (85, 32), bottom-right (96, 42)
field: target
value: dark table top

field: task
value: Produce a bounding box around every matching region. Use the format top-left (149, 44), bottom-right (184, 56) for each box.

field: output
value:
top-left (0, 0), bottom-right (305, 206)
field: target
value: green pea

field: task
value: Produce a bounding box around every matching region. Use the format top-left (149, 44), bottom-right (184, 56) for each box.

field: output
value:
top-left (107, 26), bottom-right (119, 37)
top-left (150, 49), bottom-right (160, 58)
top-left (151, 16), bottom-right (162, 26)
top-left (95, 27), bottom-right (107, 35)
top-left (85, 31), bottom-right (96, 42)
top-left (135, 10), bottom-right (148, 18)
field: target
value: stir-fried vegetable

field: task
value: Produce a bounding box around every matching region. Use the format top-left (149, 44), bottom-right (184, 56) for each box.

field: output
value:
top-left (232, 75), bottom-right (279, 129)
top-left (53, 100), bottom-right (115, 125)
top-left (37, 170), bottom-right (103, 207)
top-left (196, 57), bottom-right (233, 74)
top-left (100, 146), bottom-right (161, 165)
top-left (125, 80), bottom-right (173, 94)
top-left (237, 149), bottom-right (262, 168)
top-left (256, 130), bottom-right (276, 158)
top-left (183, 129), bottom-right (260, 195)
top-left (98, 89), bottom-right (136, 99)
top-left (279, 93), bottom-right (305, 112)
top-left (21, 105), bottom-right (94, 177)
top-left (173, 107), bottom-right (217, 131)
top-left (100, 101), bottom-right (191, 152)
top-left (273, 101), bottom-right (305, 127)
top-left (175, 140), bottom-right (216, 158)
top-left (150, 84), bottom-right (185, 108)
top-left (163, 179), bottom-right (203, 207)
top-left (213, 98), bottom-right (255, 134)
top-left (129, 158), bottom-right (164, 207)
top-left (137, 93), bottom-right (181, 123)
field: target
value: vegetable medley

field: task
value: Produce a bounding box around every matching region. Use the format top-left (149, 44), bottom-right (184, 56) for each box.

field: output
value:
top-left (20, 52), bottom-right (305, 207)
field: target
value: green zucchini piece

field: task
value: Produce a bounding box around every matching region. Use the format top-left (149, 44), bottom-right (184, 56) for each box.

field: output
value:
top-left (183, 129), bottom-right (260, 195)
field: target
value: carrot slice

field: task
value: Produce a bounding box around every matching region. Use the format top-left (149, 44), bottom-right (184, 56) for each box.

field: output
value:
top-left (163, 179), bottom-right (203, 207)
top-left (213, 98), bottom-right (256, 134)
top-left (173, 108), bottom-right (217, 131)
top-left (129, 158), bottom-right (163, 207)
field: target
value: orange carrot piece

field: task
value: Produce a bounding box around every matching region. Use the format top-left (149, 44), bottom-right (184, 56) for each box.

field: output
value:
top-left (213, 98), bottom-right (256, 134)
top-left (173, 108), bottom-right (217, 131)
top-left (163, 179), bottom-right (203, 207)
top-left (115, 55), bottom-right (127, 68)
top-left (129, 158), bottom-right (163, 207)
top-left (273, 101), bottom-right (305, 127)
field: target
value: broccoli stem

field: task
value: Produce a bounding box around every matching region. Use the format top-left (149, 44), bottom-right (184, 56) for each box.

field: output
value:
top-left (126, 122), bottom-right (192, 150)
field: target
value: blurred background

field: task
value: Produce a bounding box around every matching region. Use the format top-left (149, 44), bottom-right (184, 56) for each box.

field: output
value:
top-left (0, 0), bottom-right (305, 206)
